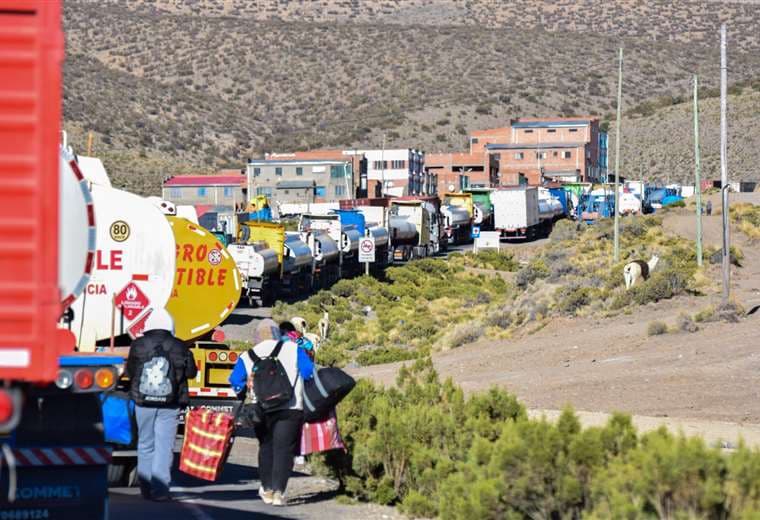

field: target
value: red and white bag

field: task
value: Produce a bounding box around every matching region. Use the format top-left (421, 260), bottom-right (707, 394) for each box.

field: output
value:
top-left (300, 409), bottom-right (345, 456)
top-left (179, 408), bottom-right (235, 481)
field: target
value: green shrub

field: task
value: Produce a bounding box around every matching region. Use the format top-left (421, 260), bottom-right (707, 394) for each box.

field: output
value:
top-left (629, 268), bottom-right (688, 305)
top-left (484, 308), bottom-right (512, 329)
top-left (556, 284), bottom-right (595, 315)
top-left (647, 320), bottom-right (668, 336)
top-left (549, 219), bottom-right (580, 241)
top-left (515, 258), bottom-right (550, 288)
top-left (694, 305), bottom-right (717, 323)
top-left (442, 321), bottom-right (484, 349)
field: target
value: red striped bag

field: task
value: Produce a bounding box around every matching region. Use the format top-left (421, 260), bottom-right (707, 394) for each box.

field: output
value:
top-left (179, 408), bottom-right (235, 481)
top-left (300, 409), bottom-right (345, 456)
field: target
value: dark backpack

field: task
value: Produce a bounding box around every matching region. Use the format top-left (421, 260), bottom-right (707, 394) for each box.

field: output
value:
top-left (249, 341), bottom-right (293, 413)
top-left (136, 341), bottom-right (179, 406)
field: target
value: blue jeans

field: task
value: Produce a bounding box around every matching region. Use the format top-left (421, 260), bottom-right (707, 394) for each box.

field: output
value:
top-left (135, 406), bottom-right (179, 498)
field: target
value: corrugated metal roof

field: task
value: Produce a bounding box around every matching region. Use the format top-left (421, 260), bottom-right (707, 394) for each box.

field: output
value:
top-left (486, 143), bottom-right (584, 150)
top-left (163, 175), bottom-right (245, 187)
top-left (276, 180), bottom-right (315, 189)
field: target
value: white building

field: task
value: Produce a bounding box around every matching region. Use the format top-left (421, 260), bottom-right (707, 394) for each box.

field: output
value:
top-left (354, 148), bottom-right (431, 197)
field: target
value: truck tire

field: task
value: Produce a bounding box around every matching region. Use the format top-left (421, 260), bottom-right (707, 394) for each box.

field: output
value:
top-left (108, 458), bottom-right (137, 487)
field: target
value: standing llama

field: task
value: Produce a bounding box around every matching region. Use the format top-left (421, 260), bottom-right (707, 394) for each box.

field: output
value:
top-left (624, 255), bottom-right (659, 290)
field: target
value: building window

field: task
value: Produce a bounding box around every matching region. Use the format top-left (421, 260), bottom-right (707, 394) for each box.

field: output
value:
top-left (296, 167), bottom-right (303, 176)
top-left (330, 165), bottom-right (345, 178)
top-left (553, 151), bottom-right (558, 157)
top-left (524, 129), bottom-right (534, 134)
top-left (514, 152), bottom-right (524, 160)
top-left (197, 187), bottom-right (207, 197)
top-left (547, 129), bottom-right (557, 133)
top-left (391, 160), bottom-right (406, 169)
top-left (168, 188), bottom-right (181, 199)
top-left (223, 187), bottom-right (234, 198)
top-left (536, 152), bottom-right (547, 159)
top-left (253, 167), bottom-right (261, 177)
top-left (255, 186), bottom-right (272, 196)
top-left (275, 167), bottom-right (283, 176)
top-left (373, 160), bottom-right (388, 170)
top-left (335, 185), bottom-right (345, 197)
top-left (569, 128), bottom-right (578, 133)
top-left (562, 151), bottom-right (572, 159)
top-left (315, 186), bottom-right (326, 197)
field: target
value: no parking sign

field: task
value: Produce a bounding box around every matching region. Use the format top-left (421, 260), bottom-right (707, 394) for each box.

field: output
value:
top-left (359, 237), bottom-right (375, 263)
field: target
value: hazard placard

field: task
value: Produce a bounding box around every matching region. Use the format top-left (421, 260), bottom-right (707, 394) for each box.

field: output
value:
top-left (359, 237), bottom-right (375, 263)
top-left (114, 281), bottom-right (150, 321)
top-left (127, 308), bottom-right (152, 339)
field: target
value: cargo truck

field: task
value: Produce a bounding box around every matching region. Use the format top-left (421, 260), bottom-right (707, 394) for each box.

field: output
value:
top-left (1, 3), bottom-right (123, 517)
top-left (465, 188), bottom-right (495, 231)
top-left (492, 186), bottom-right (545, 240)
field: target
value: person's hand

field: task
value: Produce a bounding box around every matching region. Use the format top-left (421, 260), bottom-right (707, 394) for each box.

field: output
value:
top-left (246, 374), bottom-right (254, 390)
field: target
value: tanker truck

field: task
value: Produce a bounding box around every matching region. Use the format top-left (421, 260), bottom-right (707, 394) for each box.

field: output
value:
top-left (466, 188), bottom-right (495, 231)
top-left (441, 192), bottom-right (474, 244)
top-left (389, 200), bottom-right (442, 262)
top-left (230, 221), bottom-right (313, 306)
top-left (1, 5), bottom-right (123, 517)
top-left (299, 213), bottom-right (364, 277)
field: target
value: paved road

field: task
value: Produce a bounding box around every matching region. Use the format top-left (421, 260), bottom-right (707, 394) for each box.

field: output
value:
top-left (109, 437), bottom-right (400, 520)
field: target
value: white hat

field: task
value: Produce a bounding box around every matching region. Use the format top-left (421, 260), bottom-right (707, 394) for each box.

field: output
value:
top-left (144, 308), bottom-right (175, 335)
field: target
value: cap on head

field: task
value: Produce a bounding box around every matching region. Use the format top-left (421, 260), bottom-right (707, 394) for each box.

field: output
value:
top-left (254, 318), bottom-right (282, 344)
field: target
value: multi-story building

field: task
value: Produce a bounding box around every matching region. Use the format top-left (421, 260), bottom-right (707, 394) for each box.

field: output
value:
top-left (424, 152), bottom-right (498, 194)
top-left (161, 170), bottom-right (246, 211)
top-left (472, 118), bottom-right (607, 185)
top-left (246, 158), bottom-right (354, 204)
top-left (266, 149), bottom-right (368, 198)
top-left (355, 148), bottom-right (430, 197)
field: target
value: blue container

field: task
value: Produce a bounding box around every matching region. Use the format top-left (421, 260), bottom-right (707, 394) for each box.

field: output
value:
top-left (548, 188), bottom-right (569, 215)
top-left (333, 209), bottom-right (366, 234)
top-left (238, 208), bottom-right (272, 223)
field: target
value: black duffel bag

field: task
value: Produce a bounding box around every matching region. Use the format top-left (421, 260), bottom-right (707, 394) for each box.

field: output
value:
top-left (302, 366), bottom-right (356, 422)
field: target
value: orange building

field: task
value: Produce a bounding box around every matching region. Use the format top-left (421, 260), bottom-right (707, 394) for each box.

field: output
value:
top-left (471, 117), bottom-right (607, 185)
top-left (424, 152), bottom-right (497, 194)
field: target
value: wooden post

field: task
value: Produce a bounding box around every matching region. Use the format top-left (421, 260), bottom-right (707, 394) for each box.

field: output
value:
top-left (87, 131), bottom-right (94, 155)
top-left (720, 24), bottom-right (730, 303)
top-left (613, 47), bottom-right (623, 262)
top-left (693, 75), bottom-right (703, 267)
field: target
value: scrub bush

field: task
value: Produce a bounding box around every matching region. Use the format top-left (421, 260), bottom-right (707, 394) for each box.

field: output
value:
top-left (676, 312), bottom-right (698, 333)
top-left (647, 320), bottom-right (668, 336)
top-left (515, 258), bottom-right (550, 288)
top-left (318, 360), bottom-right (760, 518)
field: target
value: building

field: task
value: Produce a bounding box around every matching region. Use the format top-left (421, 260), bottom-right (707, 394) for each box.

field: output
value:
top-left (424, 152), bottom-right (498, 194)
top-left (354, 148), bottom-right (432, 197)
top-left (266, 149), bottom-right (368, 198)
top-left (246, 158), bottom-right (354, 205)
top-left (162, 170), bottom-right (246, 211)
top-left (472, 118), bottom-right (607, 185)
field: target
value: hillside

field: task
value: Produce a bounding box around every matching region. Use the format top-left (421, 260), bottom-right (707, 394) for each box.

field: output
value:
top-left (62, 1), bottom-right (760, 193)
top-left (612, 88), bottom-right (760, 184)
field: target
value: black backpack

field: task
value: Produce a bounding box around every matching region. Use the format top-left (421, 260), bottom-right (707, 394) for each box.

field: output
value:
top-left (136, 342), bottom-right (179, 406)
top-left (249, 341), bottom-right (294, 413)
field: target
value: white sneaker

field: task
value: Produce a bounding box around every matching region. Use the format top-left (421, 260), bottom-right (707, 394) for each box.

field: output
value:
top-left (272, 491), bottom-right (287, 507)
top-left (258, 487), bottom-right (273, 505)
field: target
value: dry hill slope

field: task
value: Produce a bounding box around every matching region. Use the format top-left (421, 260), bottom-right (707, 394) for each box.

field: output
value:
top-left (63, 1), bottom-right (760, 193)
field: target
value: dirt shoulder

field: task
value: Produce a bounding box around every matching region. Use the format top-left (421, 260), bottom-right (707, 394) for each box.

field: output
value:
top-left (352, 210), bottom-right (760, 446)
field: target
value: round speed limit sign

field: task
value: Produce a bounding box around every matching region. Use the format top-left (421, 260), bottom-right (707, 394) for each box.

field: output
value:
top-left (110, 220), bottom-right (131, 242)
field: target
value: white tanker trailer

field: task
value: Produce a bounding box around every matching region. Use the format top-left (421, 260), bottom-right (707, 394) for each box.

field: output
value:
top-left (440, 204), bottom-right (471, 244)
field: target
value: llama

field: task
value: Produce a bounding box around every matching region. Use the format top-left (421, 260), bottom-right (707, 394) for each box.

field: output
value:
top-left (318, 311), bottom-right (329, 342)
top-left (623, 255), bottom-right (659, 290)
top-left (290, 315), bottom-right (322, 351)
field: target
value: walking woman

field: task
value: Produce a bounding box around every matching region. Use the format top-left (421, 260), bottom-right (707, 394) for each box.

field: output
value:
top-left (229, 319), bottom-right (303, 507)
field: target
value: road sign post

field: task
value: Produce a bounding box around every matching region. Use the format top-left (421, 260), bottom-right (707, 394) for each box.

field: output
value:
top-left (359, 237), bottom-right (375, 276)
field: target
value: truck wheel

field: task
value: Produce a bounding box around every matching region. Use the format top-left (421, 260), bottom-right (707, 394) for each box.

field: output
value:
top-left (108, 458), bottom-right (138, 487)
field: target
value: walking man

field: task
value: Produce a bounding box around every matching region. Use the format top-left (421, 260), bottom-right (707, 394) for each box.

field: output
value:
top-left (126, 308), bottom-right (197, 501)
top-left (706, 199), bottom-right (713, 216)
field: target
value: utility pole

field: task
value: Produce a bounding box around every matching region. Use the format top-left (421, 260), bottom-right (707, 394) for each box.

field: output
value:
top-left (86, 131), bottom-right (94, 155)
top-left (693, 75), bottom-right (703, 267)
top-left (613, 47), bottom-right (623, 262)
top-left (380, 133), bottom-right (386, 197)
top-left (719, 24), bottom-right (730, 303)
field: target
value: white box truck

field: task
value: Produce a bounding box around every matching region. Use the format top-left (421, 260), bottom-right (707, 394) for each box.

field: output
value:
top-left (492, 186), bottom-right (543, 240)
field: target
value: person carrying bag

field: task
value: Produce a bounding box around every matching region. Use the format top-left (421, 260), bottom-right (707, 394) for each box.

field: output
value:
top-left (229, 319), bottom-right (303, 507)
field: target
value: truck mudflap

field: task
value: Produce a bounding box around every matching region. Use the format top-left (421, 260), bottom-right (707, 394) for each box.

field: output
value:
top-left (0, 447), bottom-right (110, 520)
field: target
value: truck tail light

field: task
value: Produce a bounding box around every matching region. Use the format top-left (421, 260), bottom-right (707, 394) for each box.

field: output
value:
top-left (74, 369), bottom-right (94, 390)
top-left (0, 390), bottom-right (13, 424)
top-left (229, 352), bottom-right (238, 362)
top-left (95, 368), bottom-right (115, 389)
top-left (55, 369), bottom-right (73, 389)
top-left (0, 389), bottom-right (21, 433)
top-left (208, 352), bottom-right (218, 362)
